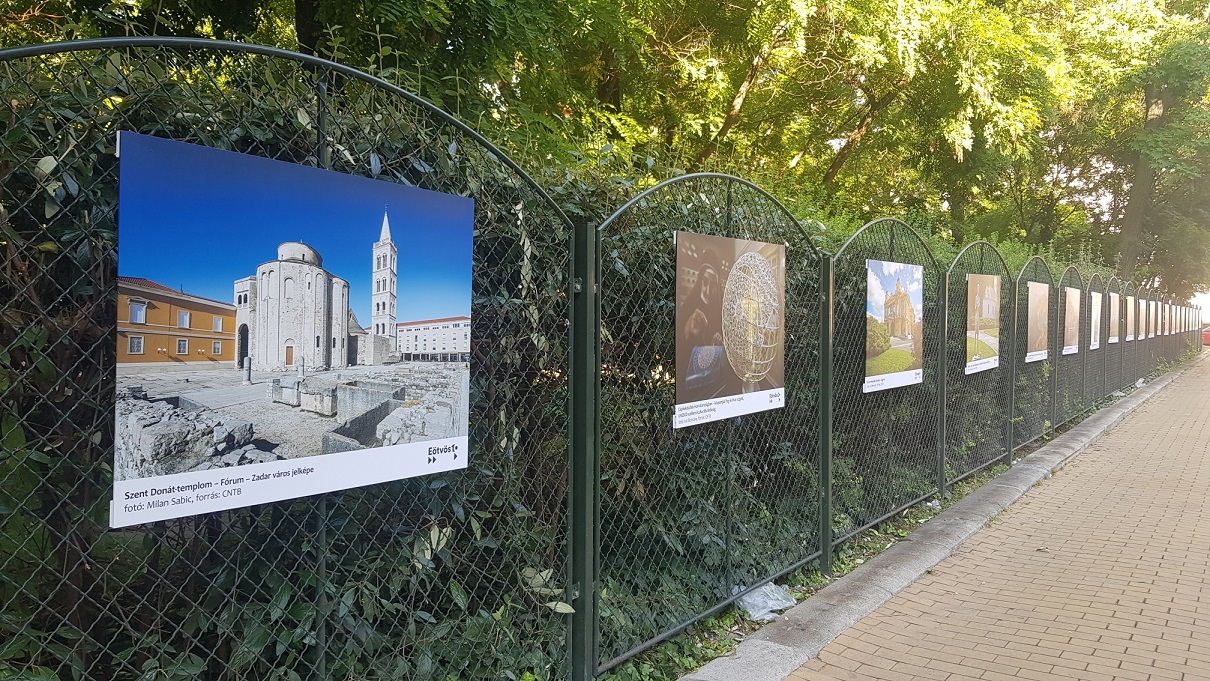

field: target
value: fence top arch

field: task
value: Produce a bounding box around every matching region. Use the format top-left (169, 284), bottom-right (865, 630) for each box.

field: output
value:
top-left (834, 217), bottom-right (940, 269)
top-left (596, 172), bottom-right (822, 256)
top-left (946, 240), bottom-right (1010, 277)
top-left (1107, 276), bottom-right (1121, 291)
top-left (1058, 265), bottom-right (1085, 289)
top-left (1087, 272), bottom-right (1106, 293)
top-left (0, 35), bottom-right (574, 232)
top-left (1016, 255), bottom-right (1055, 286)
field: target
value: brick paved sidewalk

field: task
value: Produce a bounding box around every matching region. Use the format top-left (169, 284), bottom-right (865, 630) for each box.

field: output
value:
top-left (790, 355), bottom-right (1210, 681)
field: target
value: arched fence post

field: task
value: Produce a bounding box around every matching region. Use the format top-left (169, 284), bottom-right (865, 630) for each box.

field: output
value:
top-left (944, 241), bottom-right (1013, 484)
top-left (831, 218), bottom-right (943, 538)
top-left (1014, 257), bottom-right (1056, 446)
top-left (1054, 267), bottom-right (1086, 429)
top-left (593, 173), bottom-right (823, 673)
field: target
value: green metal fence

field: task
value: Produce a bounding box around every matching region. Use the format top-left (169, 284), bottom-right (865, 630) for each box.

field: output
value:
top-left (2, 37), bottom-right (577, 681)
top-left (594, 176), bottom-right (823, 670)
top-left (1, 38), bottom-right (1205, 681)
top-left (945, 241), bottom-right (1013, 483)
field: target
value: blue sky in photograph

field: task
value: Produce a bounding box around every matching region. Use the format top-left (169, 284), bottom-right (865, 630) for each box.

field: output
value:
top-left (117, 132), bottom-right (472, 326)
top-left (866, 258), bottom-right (924, 322)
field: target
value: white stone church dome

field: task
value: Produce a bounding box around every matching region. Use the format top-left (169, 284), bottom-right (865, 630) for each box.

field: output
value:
top-left (277, 242), bottom-right (322, 266)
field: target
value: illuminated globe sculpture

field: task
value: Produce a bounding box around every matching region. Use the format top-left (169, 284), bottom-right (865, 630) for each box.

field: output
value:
top-left (721, 251), bottom-right (782, 392)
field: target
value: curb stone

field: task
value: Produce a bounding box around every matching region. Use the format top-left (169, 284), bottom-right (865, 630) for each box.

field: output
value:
top-left (681, 351), bottom-right (1208, 681)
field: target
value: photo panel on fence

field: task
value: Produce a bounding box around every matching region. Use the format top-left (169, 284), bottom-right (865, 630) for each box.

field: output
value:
top-left (965, 273), bottom-right (1001, 375)
top-left (1109, 290), bottom-right (1121, 344)
top-left (1105, 282), bottom-right (1123, 396)
top-left (1127, 293), bottom-right (1137, 341)
top-left (1063, 286), bottom-right (1081, 355)
top-left (596, 176), bottom-right (822, 669)
top-left (1089, 289), bottom-right (1102, 351)
top-left (1025, 280), bottom-right (1050, 363)
top-left (1084, 276), bottom-right (1105, 404)
top-left (114, 132), bottom-right (473, 527)
top-left (674, 230), bottom-right (786, 427)
top-left (864, 258), bottom-right (925, 392)
top-left (833, 218), bottom-right (941, 539)
top-left (945, 242), bottom-right (1012, 483)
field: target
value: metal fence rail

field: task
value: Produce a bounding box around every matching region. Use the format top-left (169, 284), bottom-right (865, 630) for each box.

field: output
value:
top-left (1, 37), bottom-right (1205, 681)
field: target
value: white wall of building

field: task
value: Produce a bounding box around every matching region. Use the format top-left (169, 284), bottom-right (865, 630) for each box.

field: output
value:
top-left (398, 317), bottom-right (471, 360)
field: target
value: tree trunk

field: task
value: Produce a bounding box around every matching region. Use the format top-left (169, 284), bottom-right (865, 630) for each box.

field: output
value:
top-left (294, 0), bottom-right (323, 55)
top-left (689, 44), bottom-right (769, 171)
top-left (597, 46), bottom-right (622, 140)
top-left (821, 82), bottom-right (905, 187)
top-left (821, 102), bottom-right (879, 186)
top-left (1118, 84), bottom-right (1170, 279)
top-left (659, 93), bottom-right (677, 154)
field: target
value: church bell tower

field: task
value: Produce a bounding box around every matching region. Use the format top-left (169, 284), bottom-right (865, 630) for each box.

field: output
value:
top-left (371, 209), bottom-right (398, 351)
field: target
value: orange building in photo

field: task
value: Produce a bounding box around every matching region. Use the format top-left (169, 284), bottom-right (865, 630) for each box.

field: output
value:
top-left (118, 277), bottom-right (236, 372)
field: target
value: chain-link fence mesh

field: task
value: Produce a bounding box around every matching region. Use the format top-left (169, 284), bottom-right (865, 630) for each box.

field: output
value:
top-left (1148, 295), bottom-right (1161, 373)
top-left (1104, 278), bottom-right (1123, 394)
top-left (831, 219), bottom-right (941, 542)
top-left (1084, 275), bottom-right (1106, 405)
top-left (1, 39), bottom-right (574, 681)
top-left (595, 175), bottom-right (822, 669)
top-left (1054, 267), bottom-right (1086, 428)
top-left (1122, 284), bottom-right (1139, 388)
top-left (944, 242), bottom-right (1011, 483)
top-left (1152, 297), bottom-right (1162, 361)
top-left (1011, 257), bottom-right (1055, 448)
top-left (1166, 299), bottom-right (1177, 362)
top-left (1185, 306), bottom-right (1195, 354)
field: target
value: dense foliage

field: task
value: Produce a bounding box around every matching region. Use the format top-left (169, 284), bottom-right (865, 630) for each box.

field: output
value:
top-left (4, 0), bottom-right (1207, 295)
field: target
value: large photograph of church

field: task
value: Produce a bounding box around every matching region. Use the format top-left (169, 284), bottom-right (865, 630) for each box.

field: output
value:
top-left (673, 230), bottom-right (785, 429)
top-left (864, 259), bottom-right (924, 393)
top-left (111, 132), bottom-right (473, 527)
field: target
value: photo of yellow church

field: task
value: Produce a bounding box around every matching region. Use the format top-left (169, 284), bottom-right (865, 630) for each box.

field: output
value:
top-left (864, 258), bottom-right (924, 393)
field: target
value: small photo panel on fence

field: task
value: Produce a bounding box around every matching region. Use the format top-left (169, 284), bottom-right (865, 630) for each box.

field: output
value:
top-left (1090, 291), bottom-right (1102, 350)
top-left (1026, 281), bottom-right (1049, 363)
top-left (673, 230), bottom-right (786, 428)
top-left (965, 273), bottom-right (1001, 375)
top-left (112, 132), bottom-right (473, 527)
top-left (863, 258), bottom-right (924, 392)
top-left (1109, 292), bottom-right (1120, 343)
top-left (1063, 286), bottom-right (1081, 355)
top-left (1127, 295), bottom-right (1136, 340)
